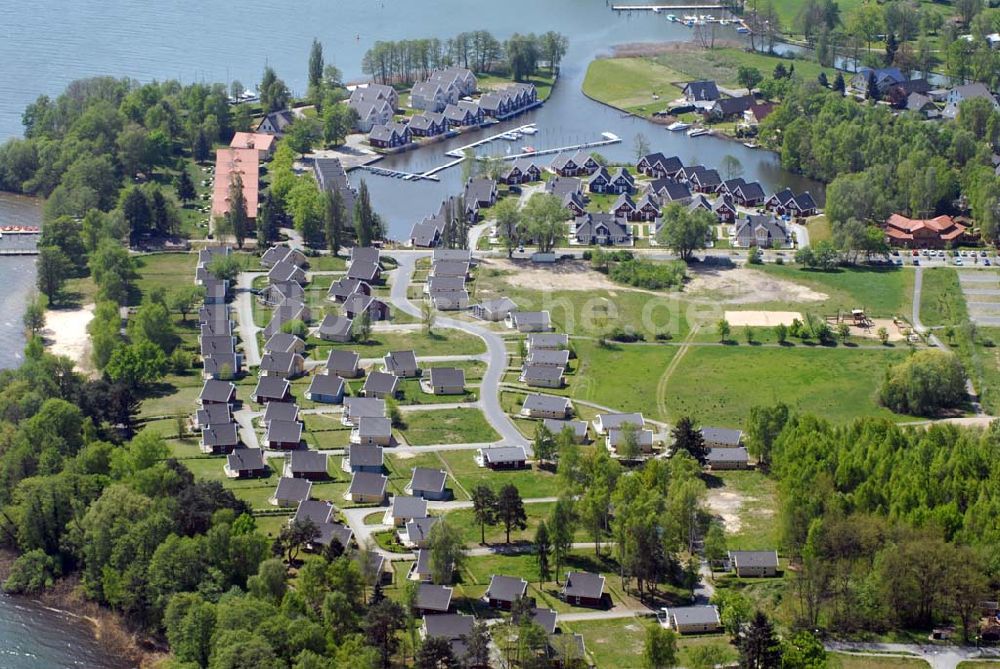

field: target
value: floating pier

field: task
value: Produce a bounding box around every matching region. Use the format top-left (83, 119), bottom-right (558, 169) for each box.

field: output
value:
top-left (356, 165), bottom-right (439, 182)
top-left (611, 4), bottom-right (726, 9)
top-left (444, 124), bottom-right (540, 158)
top-left (498, 132), bottom-right (622, 160)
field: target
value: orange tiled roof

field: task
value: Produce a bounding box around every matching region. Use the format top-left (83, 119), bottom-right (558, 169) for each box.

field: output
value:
top-left (212, 148), bottom-right (259, 219)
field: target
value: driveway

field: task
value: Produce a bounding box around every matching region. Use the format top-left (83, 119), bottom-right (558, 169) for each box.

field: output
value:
top-left (825, 641), bottom-right (1000, 669)
top-left (234, 271), bottom-right (264, 368)
top-left (388, 251), bottom-right (529, 449)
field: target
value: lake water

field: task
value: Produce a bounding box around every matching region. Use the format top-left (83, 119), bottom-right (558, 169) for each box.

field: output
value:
top-left (0, 3), bottom-right (823, 654)
top-left (0, 595), bottom-right (129, 669)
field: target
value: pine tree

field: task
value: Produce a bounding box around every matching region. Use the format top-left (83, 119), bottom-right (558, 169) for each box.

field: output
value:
top-left (866, 72), bottom-right (880, 101)
top-left (225, 173), bottom-right (249, 248)
top-left (354, 179), bottom-right (376, 247)
top-left (833, 71), bottom-right (846, 93)
top-left (817, 71), bottom-right (829, 88)
top-left (739, 611), bottom-right (782, 669)
top-left (256, 192), bottom-right (278, 247)
top-left (671, 416), bottom-right (707, 463)
top-left (324, 188), bottom-right (345, 256)
top-left (497, 484), bottom-right (527, 544)
top-left (176, 169), bottom-right (196, 203)
top-left (535, 521), bottom-right (551, 583)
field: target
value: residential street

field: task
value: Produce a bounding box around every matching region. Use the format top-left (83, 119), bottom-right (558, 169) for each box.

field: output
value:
top-left (388, 251), bottom-right (529, 448)
top-left (234, 270), bottom-right (263, 368)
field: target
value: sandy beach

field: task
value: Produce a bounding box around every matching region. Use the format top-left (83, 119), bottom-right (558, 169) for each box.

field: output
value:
top-left (43, 304), bottom-right (95, 373)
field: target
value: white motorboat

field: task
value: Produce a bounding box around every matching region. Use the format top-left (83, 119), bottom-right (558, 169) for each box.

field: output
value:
top-left (687, 127), bottom-right (710, 137)
top-left (520, 126), bottom-right (538, 135)
top-left (666, 121), bottom-right (691, 131)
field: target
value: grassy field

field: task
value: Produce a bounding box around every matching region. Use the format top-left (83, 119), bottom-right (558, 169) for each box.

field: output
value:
top-left (444, 500), bottom-right (589, 546)
top-left (396, 407), bottom-right (499, 445)
top-left (707, 470), bottom-right (780, 551)
top-left (560, 619), bottom-right (737, 669)
top-left (437, 450), bottom-right (561, 499)
top-left (757, 264), bottom-right (914, 318)
top-left (478, 72), bottom-right (558, 102)
top-left (807, 215), bottom-right (833, 243)
top-left (956, 662), bottom-right (1000, 668)
top-left (651, 47), bottom-right (835, 90)
top-left (664, 346), bottom-right (913, 425)
top-left (309, 329), bottom-right (486, 360)
top-left (571, 340), bottom-right (679, 419)
top-left (919, 268), bottom-right (965, 328)
top-left (828, 653), bottom-right (931, 669)
top-left (133, 253), bottom-right (199, 303)
top-left (582, 58), bottom-right (685, 116)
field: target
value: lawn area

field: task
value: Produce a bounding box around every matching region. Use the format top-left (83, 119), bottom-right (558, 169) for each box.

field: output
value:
top-left (396, 407), bottom-right (499, 445)
top-left (437, 450), bottom-right (561, 499)
top-left (664, 346), bottom-right (914, 425)
top-left (651, 47), bottom-right (835, 89)
top-left (310, 329), bottom-right (486, 359)
top-left (478, 72), bottom-right (557, 102)
top-left (562, 619), bottom-right (736, 669)
top-left (705, 470), bottom-right (780, 551)
top-left (384, 450), bottom-right (469, 501)
top-left (956, 662), bottom-right (1000, 668)
top-left (769, 0), bottom-right (866, 36)
top-left (133, 252), bottom-right (199, 303)
top-left (444, 500), bottom-right (589, 546)
top-left (807, 215), bottom-right (833, 244)
top-left (582, 57), bottom-right (685, 116)
top-left (756, 264), bottom-right (914, 318)
top-left (919, 268), bottom-right (964, 328)
top-left (571, 340), bottom-right (679, 420)
top-left (828, 653), bottom-right (930, 669)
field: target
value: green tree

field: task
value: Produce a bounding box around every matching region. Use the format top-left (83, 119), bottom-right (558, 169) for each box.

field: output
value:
top-left (781, 631), bottom-right (827, 669)
top-left (717, 318), bottom-right (731, 343)
top-left (549, 495), bottom-right (576, 583)
top-left (105, 340), bottom-right (168, 389)
top-left (208, 253), bottom-right (242, 283)
top-left (427, 518), bottom-right (465, 585)
top-left (176, 168), bottom-right (197, 203)
top-left (737, 66), bottom-right (764, 95)
top-left (285, 118), bottom-right (320, 157)
top-left (656, 203), bottom-right (711, 261)
top-left (497, 483), bottom-right (527, 544)
top-left (616, 420), bottom-right (642, 460)
top-left (470, 484), bottom-right (498, 544)
top-left (671, 416), bottom-right (707, 463)
top-left (307, 38), bottom-right (324, 99)
top-left (744, 403), bottom-right (788, 470)
top-left (878, 349), bottom-right (968, 415)
top-left (643, 625), bottom-right (678, 669)
top-left (493, 197), bottom-right (521, 259)
top-left (354, 179), bottom-right (381, 246)
top-left (535, 520), bottom-right (552, 583)
top-left (739, 611), bottom-right (782, 669)
top-left (704, 523), bottom-right (728, 565)
top-left (169, 285), bottom-right (205, 323)
top-left (324, 187), bottom-right (346, 256)
top-left (225, 173), bottom-right (250, 249)
top-left (522, 192), bottom-right (567, 253)
top-left (416, 636), bottom-right (454, 669)
top-left (22, 293), bottom-right (47, 336)
top-left (533, 422), bottom-right (556, 464)
top-left (365, 598), bottom-right (405, 669)
top-left (36, 246), bottom-right (71, 303)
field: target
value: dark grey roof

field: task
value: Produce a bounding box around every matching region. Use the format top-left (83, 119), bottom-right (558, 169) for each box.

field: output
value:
top-left (200, 379), bottom-right (236, 403)
top-left (427, 275), bottom-right (466, 293)
top-left (202, 422), bottom-right (239, 447)
top-left (562, 571), bottom-right (605, 599)
top-left (532, 608), bottom-right (558, 634)
top-left (313, 158), bottom-right (358, 216)
top-left (684, 80), bottom-right (721, 101)
top-left (414, 548), bottom-right (432, 575)
top-left (410, 221), bottom-right (441, 247)
top-left (428, 367), bottom-right (465, 388)
top-left (384, 350), bottom-right (419, 373)
top-left (640, 153), bottom-right (683, 174)
top-left (350, 246), bottom-right (381, 265)
top-left (265, 420), bottom-right (302, 445)
top-left (477, 297), bottom-right (517, 314)
top-left (656, 181), bottom-right (692, 202)
top-left (543, 419), bottom-right (587, 438)
top-left (347, 260), bottom-right (380, 282)
top-left (410, 467), bottom-right (447, 494)
top-left (264, 332), bottom-right (304, 353)
top-left (736, 181), bottom-right (765, 201)
top-left (667, 605), bottom-right (720, 626)
top-left (294, 499), bottom-right (334, 526)
top-left (274, 477), bottom-right (312, 503)
top-left (307, 373), bottom-right (344, 398)
top-left (345, 397), bottom-right (386, 419)
top-left (200, 335), bottom-right (235, 357)
top-left (203, 354), bottom-right (240, 377)
top-left (527, 349), bottom-right (570, 367)
top-left (347, 443), bottom-right (384, 468)
top-left (264, 401), bottom-right (299, 424)
top-left (349, 471), bottom-right (388, 497)
top-left (511, 311), bottom-right (550, 328)
top-left (318, 314), bottom-right (353, 338)
top-left (327, 277), bottom-right (370, 301)
top-left (326, 349), bottom-right (360, 373)
top-left (390, 495), bottom-right (428, 520)
top-left (195, 403), bottom-right (232, 426)
top-left (430, 260), bottom-right (470, 277)
top-left (701, 427), bottom-right (743, 446)
top-left (523, 393), bottom-right (570, 413)
top-left (289, 450), bottom-right (328, 474)
top-left (486, 575), bottom-right (528, 602)
top-left (597, 412), bottom-right (644, 430)
top-left (712, 94), bottom-right (755, 116)
top-left (707, 447), bottom-right (749, 462)
top-left (417, 583), bottom-right (453, 611)
top-left (545, 176), bottom-right (583, 197)
top-left (521, 364), bottom-right (563, 384)
top-left (317, 522), bottom-right (354, 548)
top-left (227, 448), bottom-right (265, 472)
top-left (481, 446), bottom-right (527, 464)
top-left (260, 351), bottom-right (302, 375)
top-left (406, 516), bottom-right (440, 543)
top-left (199, 303), bottom-right (229, 324)
top-left (357, 416), bottom-right (392, 438)
top-left (423, 613), bottom-right (474, 640)
top-left (253, 376), bottom-right (290, 401)
top-left (364, 371), bottom-right (400, 395)
top-left (729, 550), bottom-right (779, 568)
top-left (369, 124), bottom-right (400, 143)
top-left (528, 333), bottom-right (569, 349)
top-left (432, 248), bottom-right (472, 263)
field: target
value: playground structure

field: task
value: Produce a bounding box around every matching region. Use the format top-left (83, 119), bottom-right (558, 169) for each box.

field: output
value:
top-left (827, 309), bottom-right (913, 342)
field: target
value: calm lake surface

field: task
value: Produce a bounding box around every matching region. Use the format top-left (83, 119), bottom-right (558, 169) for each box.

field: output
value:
top-left (0, 2), bottom-right (822, 653)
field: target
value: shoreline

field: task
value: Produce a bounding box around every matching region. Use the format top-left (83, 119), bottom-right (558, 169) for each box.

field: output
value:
top-left (0, 548), bottom-right (167, 668)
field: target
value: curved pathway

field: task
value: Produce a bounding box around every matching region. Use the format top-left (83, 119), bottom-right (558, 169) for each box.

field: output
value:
top-left (388, 250), bottom-right (529, 448)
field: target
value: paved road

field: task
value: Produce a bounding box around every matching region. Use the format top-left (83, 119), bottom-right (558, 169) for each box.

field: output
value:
top-left (389, 251), bottom-right (528, 448)
top-left (825, 641), bottom-right (1000, 669)
top-left (912, 266), bottom-right (984, 416)
top-left (694, 559), bottom-right (715, 604)
top-left (234, 271), bottom-right (264, 368)
top-left (558, 609), bottom-right (655, 622)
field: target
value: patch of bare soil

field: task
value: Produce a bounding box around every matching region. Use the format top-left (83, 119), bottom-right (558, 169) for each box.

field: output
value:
top-left (686, 265), bottom-right (828, 304)
top-left (485, 258), bottom-right (638, 293)
top-left (43, 304), bottom-right (95, 373)
top-left (704, 489), bottom-right (748, 533)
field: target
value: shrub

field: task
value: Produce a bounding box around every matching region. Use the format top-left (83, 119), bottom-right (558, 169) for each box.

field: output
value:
top-left (608, 259), bottom-right (685, 289)
top-left (655, 331), bottom-right (673, 341)
top-left (3, 549), bottom-right (61, 594)
top-left (607, 327), bottom-right (644, 343)
top-left (878, 350), bottom-right (968, 416)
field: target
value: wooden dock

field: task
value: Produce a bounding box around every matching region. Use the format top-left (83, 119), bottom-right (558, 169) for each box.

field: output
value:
top-left (444, 124), bottom-right (540, 158)
top-left (356, 165), bottom-right (439, 182)
top-left (498, 133), bottom-right (622, 161)
top-left (611, 3), bottom-right (726, 9)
